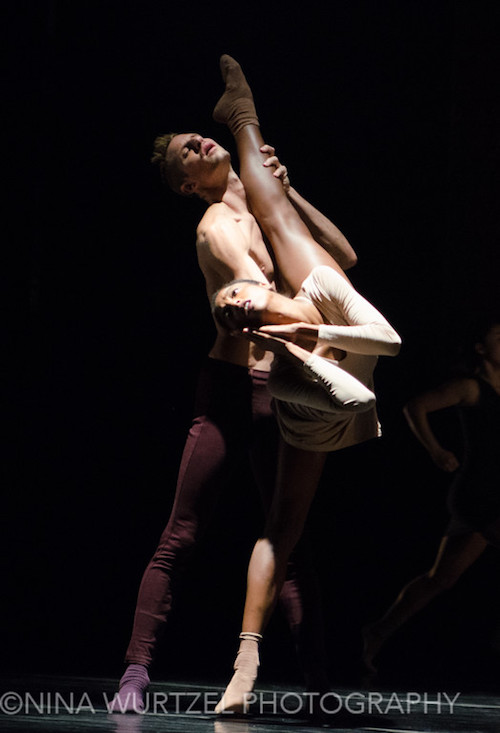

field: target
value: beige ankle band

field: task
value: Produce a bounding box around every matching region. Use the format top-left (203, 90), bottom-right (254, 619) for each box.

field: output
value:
top-left (239, 632), bottom-right (263, 643)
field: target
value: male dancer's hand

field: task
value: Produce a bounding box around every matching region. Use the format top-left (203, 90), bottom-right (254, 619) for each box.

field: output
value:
top-left (260, 144), bottom-right (291, 193)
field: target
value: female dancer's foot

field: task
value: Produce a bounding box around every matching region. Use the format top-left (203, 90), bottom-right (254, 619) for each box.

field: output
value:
top-left (109, 663), bottom-right (150, 713)
top-left (215, 633), bottom-right (261, 714)
top-left (213, 54), bottom-right (259, 135)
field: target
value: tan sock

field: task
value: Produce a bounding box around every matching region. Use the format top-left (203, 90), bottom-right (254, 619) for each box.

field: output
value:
top-left (213, 54), bottom-right (259, 135)
top-left (215, 632), bottom-right (262, 714)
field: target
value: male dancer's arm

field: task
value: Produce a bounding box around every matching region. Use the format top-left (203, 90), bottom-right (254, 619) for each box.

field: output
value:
top-left (261, 145), bottom-right (357, 270)
top-left (287, 188), bottom-right (357, 270)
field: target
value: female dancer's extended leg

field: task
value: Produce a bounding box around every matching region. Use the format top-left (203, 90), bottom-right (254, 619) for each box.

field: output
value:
top-left (213, 54), bottom-right (347, 295)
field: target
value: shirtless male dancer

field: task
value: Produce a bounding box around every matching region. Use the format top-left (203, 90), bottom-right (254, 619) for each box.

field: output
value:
top-left (111, 99), bottom-right (357, 711)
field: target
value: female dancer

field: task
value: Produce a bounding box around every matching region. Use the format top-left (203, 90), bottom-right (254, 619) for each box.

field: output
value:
top-left (362, 316), bottom-right (500, 674)
top-left (211, 55), bottom-right (401, 712)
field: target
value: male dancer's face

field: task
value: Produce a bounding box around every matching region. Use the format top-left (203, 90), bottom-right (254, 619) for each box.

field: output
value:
top-left (167, 133), bottom-right (231, 193)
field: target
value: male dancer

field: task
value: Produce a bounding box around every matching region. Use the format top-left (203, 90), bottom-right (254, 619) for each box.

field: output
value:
top-left (111, 100), bottom-right (356, 712)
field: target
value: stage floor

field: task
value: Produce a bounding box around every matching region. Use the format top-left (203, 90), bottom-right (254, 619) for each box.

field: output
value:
top-left (0, 675), bottom-right (498, 732)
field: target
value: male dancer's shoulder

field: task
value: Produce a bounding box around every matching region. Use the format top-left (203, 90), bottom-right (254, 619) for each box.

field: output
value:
top-left (196, 212), bottom-right (255, 285)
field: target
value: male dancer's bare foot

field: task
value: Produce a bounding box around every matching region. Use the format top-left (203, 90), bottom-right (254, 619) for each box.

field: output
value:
top-left (213, 54), bottom-right (259, 135)
top-left (215, 636), bottom-right (260, 715)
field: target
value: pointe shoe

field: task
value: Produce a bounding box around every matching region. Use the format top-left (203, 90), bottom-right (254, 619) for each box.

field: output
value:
top-left (213, 54), bottom-right (259, 135)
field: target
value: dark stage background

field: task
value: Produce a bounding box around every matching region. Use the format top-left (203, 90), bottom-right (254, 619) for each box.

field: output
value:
top-left (4, 0), bottom-right (500, 691)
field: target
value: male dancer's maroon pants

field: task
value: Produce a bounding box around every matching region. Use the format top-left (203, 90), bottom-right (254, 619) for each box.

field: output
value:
top-left (125, 358), bottom-right (327, 686)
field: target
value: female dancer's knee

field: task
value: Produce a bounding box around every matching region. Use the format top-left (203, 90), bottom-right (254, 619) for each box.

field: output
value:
top-left (263, 521), bottom-right (306, 562)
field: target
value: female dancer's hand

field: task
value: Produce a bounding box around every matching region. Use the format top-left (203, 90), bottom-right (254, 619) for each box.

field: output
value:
top-left (257, 322), bottom-right (319, 349)
top-left (260, 144), bottom-right (290, 193)
top-left (242, 328), bottom-right (312, 363)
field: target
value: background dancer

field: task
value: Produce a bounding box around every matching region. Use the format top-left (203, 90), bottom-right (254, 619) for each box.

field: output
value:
top-left (362, 316), bottom-right (500, 675)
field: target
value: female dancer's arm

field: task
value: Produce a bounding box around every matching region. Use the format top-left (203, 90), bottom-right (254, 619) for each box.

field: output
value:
top-left (272, 353), bottom-right (376, 413)
top-left (259, 266), bottom-right (401, 356)
top-left (246, 330), bottom-right (375, 413)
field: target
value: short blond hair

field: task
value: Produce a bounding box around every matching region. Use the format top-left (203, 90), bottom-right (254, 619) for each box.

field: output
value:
top-left (151, 132), bottom-right (188, 195)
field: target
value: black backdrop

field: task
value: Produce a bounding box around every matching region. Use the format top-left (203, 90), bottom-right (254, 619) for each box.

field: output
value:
top-left (4, 0), bottom-right (500, 689)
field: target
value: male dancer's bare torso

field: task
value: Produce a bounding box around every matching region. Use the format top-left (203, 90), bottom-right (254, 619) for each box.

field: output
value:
top-left (196, 197), bottom-right (276, 370)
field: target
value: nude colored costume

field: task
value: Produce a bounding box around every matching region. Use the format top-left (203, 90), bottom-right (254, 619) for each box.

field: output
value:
top-left (268, 266), bottom-right (400, 451)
